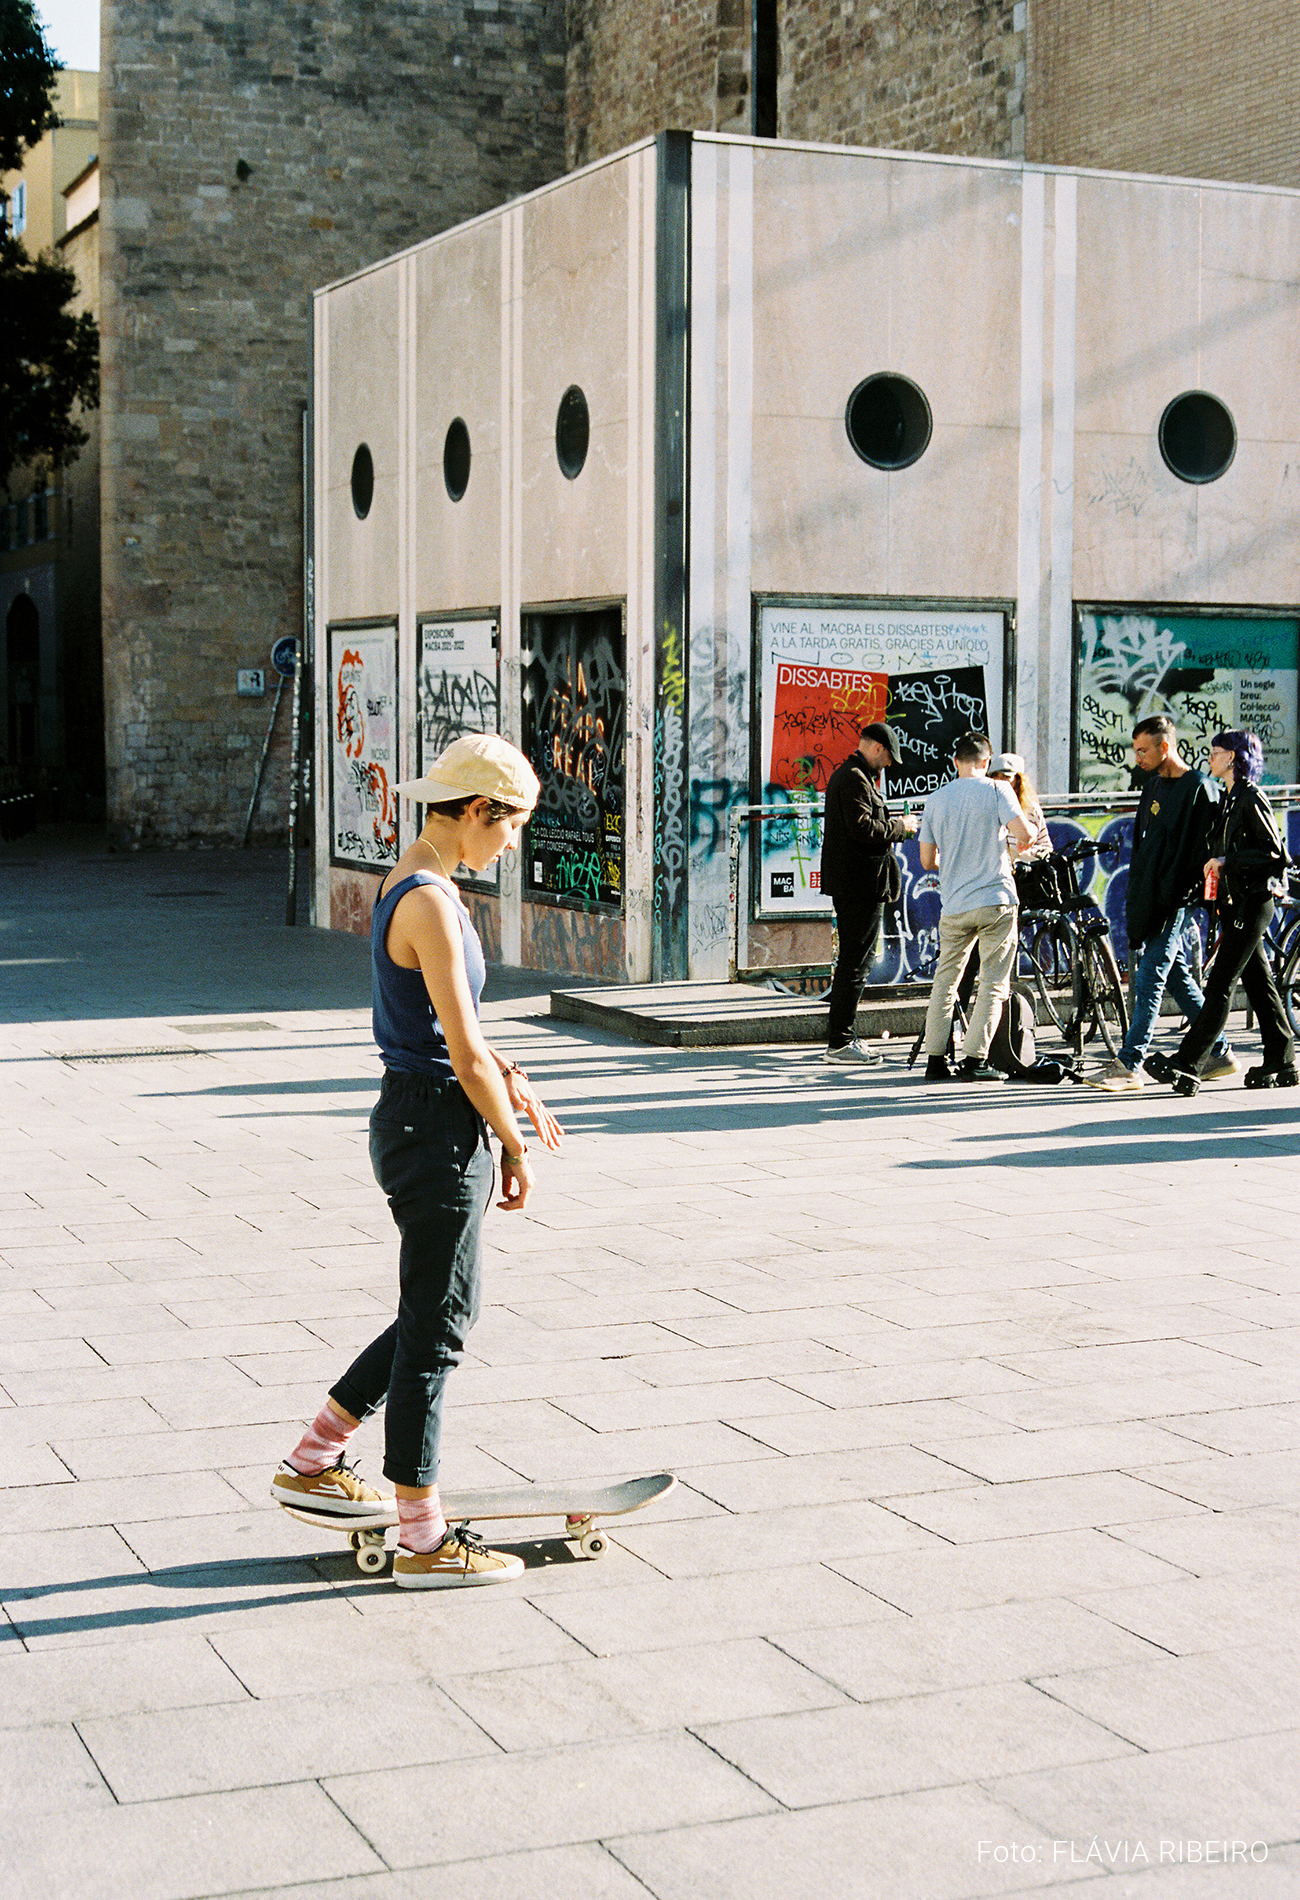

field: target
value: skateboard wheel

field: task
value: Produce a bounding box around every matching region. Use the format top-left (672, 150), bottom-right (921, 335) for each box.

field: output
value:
top-left (356, 1543), bottom-right (388, 1573)
top-left (579, 1530), bottom-right (608, 1559)
top-left (347, 1530), bottom-right (364, 1551)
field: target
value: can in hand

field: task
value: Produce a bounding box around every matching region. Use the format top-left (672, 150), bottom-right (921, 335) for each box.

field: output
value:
top-left (1204, 861), bottom-right (1220, 901)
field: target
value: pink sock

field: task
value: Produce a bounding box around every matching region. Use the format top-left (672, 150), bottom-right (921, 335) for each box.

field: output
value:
top-left (397, 1493), bottom-right (448, 1552)
top-left (288, 1404), bottom-right (355, 1476)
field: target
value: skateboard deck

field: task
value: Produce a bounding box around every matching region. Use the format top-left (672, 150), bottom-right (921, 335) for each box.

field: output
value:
top-left (278, 1471), bottom-right (676, 1573)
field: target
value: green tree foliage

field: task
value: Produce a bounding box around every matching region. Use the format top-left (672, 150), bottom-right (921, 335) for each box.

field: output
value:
top-left (0, 0), bottom-right (57, 173)
top-left (1, 0), bottom-right (98, 492)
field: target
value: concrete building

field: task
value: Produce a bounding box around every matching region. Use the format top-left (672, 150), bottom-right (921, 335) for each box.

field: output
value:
top-left (0, 71), bottom-right (101, 817)
top-left (312, 133), bottom-right (1300, 981)
top-left (98, 0), bottom-right (566, 847)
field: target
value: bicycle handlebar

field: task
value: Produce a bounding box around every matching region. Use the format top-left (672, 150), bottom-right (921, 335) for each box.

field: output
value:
top-left (1052, 838), bottom-right (1122, 862)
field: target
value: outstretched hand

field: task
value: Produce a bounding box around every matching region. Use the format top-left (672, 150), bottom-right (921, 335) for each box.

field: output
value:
top-left (504, 1067), bottom-right (564, 1151)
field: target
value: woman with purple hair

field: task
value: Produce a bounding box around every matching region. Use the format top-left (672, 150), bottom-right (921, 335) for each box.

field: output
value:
top-left (1150, 729), bottom-right (1296, 1095)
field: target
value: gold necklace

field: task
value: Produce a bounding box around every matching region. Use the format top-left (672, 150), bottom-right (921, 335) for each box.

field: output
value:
top-left (421, 836), bottom-right (456, 882)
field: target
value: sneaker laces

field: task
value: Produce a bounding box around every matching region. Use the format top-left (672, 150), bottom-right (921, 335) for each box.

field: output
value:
top-left (446, 1522), bottom-right (491, 1571)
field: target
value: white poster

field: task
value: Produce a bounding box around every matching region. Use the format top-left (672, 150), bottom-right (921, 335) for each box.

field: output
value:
top-left (329, 623), bottom-right (399, 869)
top-left (755, 602), bottom-right (1006, 914)
top-left (417, 616), bottom-right (500, 889)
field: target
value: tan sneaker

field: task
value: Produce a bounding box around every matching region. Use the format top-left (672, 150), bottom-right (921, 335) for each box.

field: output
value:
top-left (1200, 1049), bottom-right (1241, 1081)
top-left (1082, 1058), bottom-right (1143, 1092)
top-left (272, 1460), bottom-right (384, 1516)
top-left (392, 1524), bottom-right (524, 1590)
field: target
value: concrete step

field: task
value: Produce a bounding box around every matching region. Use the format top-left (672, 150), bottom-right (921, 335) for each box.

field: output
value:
top-left (549, 980), bottom-right (931, 1048)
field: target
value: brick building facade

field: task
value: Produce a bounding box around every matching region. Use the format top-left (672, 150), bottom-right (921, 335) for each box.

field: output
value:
top-left (567, 1), bottom-right (1027, 170)
top-left (567, 1), bottom-right (1298, 186)
top-left (100, 0), bottom-right (565, 846)
top-left (1027, 0), bottom-right (1300, 190)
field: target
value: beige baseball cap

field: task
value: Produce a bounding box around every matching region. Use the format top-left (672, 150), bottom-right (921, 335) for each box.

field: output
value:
top-left (988, 751), bottom-right (1026, 777)
top-left (394, 733), bottom-right (539, 810)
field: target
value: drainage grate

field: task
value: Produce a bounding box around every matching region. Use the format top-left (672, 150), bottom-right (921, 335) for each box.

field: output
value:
top-left (171, 1021), bottom-right (278, 1034)
top-left (56, 1045), bottom-right (207, 1065)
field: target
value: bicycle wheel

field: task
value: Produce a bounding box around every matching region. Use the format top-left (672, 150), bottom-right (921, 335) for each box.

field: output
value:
top-left (1280, 932), bottom-right (1300, 1045)
top-left (1080, 933), bottom-right (1129, 1055)
top-left (1025, 916), bottom-right (1073, 1037)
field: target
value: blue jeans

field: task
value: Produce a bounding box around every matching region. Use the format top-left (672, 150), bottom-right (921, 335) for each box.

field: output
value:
top-left (1120, 907), bottom-right (1225, 1071)
top-left (330, 1071), bottom-right (493, 1488)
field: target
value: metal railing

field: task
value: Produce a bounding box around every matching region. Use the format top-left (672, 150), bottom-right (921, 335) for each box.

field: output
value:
top-left (727, 785), bottom-right (1300, 986)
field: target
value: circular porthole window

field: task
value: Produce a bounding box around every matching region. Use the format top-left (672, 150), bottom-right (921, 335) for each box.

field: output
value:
top-left (443, 418), bottom-right (471, 502)
top-left (1158, 391), bottom-right (1236, 484)
top-left (350, 443), bottom-right (374, 519)
top-left (555, 385), bottom-right (590, 480)
top-left (845, 374), bottom-right (932, 471)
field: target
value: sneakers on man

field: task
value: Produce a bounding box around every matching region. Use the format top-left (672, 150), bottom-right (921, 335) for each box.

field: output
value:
top-left (272, 1460), bottom-right (385, 1516)
top-left (924, 1054), bottom-right (953, 1081)
top-left (824, 1039), bottom-right (883, 1066)
top-left (1082, 1058), bottom-right (1143, 1092)
top-left (392, 1524), bottom-right (525, 1590)
top-left (956, 1057), bottom-right (1005, 1082)
top-left (1200, 1049), bottom-right (1242, 1082)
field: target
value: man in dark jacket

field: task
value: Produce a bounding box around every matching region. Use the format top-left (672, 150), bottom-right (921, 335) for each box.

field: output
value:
top-left (1084, 712), bottom-right (1234, 1090)
top-left (819, 721), bottom-right (919, 1063)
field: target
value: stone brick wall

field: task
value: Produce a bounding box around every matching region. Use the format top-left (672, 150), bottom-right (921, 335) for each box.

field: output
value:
top-left (566, 0), bottom-right (752, 170)
top-left (566, 1), bottom-right (1025, 168)
top-left (1028, 0), bottom-right (1300, 188)
top-left (100, 0), bottom-right (565, 846)
top-left (779, 0), bottom-right (1024, 158)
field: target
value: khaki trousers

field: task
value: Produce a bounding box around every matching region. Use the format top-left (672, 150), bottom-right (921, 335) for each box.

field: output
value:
top-left (923, 904), bottom-right (1019, 1060)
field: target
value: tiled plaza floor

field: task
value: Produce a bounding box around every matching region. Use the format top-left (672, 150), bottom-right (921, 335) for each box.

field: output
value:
top-left (1, 832), bottom-right (1298, 1898)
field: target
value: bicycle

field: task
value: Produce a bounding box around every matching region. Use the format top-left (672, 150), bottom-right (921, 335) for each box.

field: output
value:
top-left (1017, 838), bottom-right (1129, 1057)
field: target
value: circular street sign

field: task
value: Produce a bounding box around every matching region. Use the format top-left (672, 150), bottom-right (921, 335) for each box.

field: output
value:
top-left (271, 636), bottom-right (298, 677)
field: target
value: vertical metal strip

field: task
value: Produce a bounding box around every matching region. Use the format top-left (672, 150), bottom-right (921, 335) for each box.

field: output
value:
top-left (652, 131), bottom-right (691, 981)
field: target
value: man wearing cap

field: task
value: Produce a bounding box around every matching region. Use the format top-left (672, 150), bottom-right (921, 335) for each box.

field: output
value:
top-left (918, 731), bottom-right (1033, 1081)
top-left (818, 721), bottom-right (919, 1064)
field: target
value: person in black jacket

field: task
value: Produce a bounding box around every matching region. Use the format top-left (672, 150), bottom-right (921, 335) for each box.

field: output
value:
top-left (1149, 729), bottom-right (1296, 1094)
top-left (818, 721), bottom-right (918, 1064)
top-left (1084, 713), bottom-right (1233, 1091)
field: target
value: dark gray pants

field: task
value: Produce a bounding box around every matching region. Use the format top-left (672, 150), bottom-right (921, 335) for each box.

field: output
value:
top-left (331, 1070), bottom-right (493, 1488)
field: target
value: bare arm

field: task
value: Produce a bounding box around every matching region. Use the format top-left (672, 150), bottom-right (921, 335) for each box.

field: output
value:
top-left (918, 840), bottom-right (938, 871)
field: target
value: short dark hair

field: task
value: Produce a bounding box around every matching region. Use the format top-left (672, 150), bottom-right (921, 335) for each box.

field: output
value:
top-left (953, 732), bottom-right (992, 764)
top-left (427, 795), bottom-right (529, 822)
top-left (1133, 714), bottom-right (1176, 742)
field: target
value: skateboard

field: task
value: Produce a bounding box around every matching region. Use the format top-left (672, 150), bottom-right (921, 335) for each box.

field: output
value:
top-left (277, 1471), bottom-right (677, 1574)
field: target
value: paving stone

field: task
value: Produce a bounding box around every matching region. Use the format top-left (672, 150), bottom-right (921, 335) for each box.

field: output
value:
top-left (0, 1723), bottom-right (114, 1815)
top-left (76, 1680), bottom-right (496, 1800)
top-left (830, 1528), bottom-right (1189, 1615)
top-left (0, 1780), bottom-right (382, 1899)
top-left (1033, 1644), bottom-right (1300, 1751)
top-left (0, 1632), bottom-right (249, 1727)
top-left (887, 1472), bottom-right (1207, 1543)
top-left (987, 1727), bottom-right (1300, 1851)
top-left (323, 1733), bottom-right (775, 1867)
top-left (608, 1786), bottom-right (1097, 1899)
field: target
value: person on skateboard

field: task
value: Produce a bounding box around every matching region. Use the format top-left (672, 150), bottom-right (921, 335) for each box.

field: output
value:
top-left (273, 734), bottom-right (563, 1588)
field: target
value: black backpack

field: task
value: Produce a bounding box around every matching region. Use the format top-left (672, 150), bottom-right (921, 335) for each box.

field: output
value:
top-left (988, 983), bottom-right (1068, 1083)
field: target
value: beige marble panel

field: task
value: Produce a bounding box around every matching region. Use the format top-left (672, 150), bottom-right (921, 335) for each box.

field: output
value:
top-left (323, 266), bottom-right (401, 621)
top-left (750, 147), bottom-right (894, 421)
top-left (880, 155), bottom-right (1022, 431)
top-left (750, 150), bottom-right (1019, 431)
top-left (1074, 429), bottom-right (1199, 601)
top-left (413, 221), bottom-right (502, 615)
top-left (520, 162), bottom-right (631, 607)
top-left (749, 413), bottom-right (889, 597)
top-left (1186, 435), bottom-right (1300, 604)
top-left (1198, 265), bottom-right (1300, 444)
top-left (1199, 184), bottom-right (1300, 287)
top-left (885, 423), bottom-right (1020, 600)
top-left (1074, 178), bottom-right (1202, 443)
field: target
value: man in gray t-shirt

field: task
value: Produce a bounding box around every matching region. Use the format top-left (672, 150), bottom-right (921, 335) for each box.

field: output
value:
top-left (918, 732), bottom-right (1032, 1080)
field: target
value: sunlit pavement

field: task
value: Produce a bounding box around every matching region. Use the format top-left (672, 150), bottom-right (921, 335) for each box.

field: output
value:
top-left (2, 830), bottom-right (1298, 1900)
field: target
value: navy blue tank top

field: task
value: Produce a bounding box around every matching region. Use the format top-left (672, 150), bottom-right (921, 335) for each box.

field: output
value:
top-left (371, 871), bottom-right (485, 1077)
